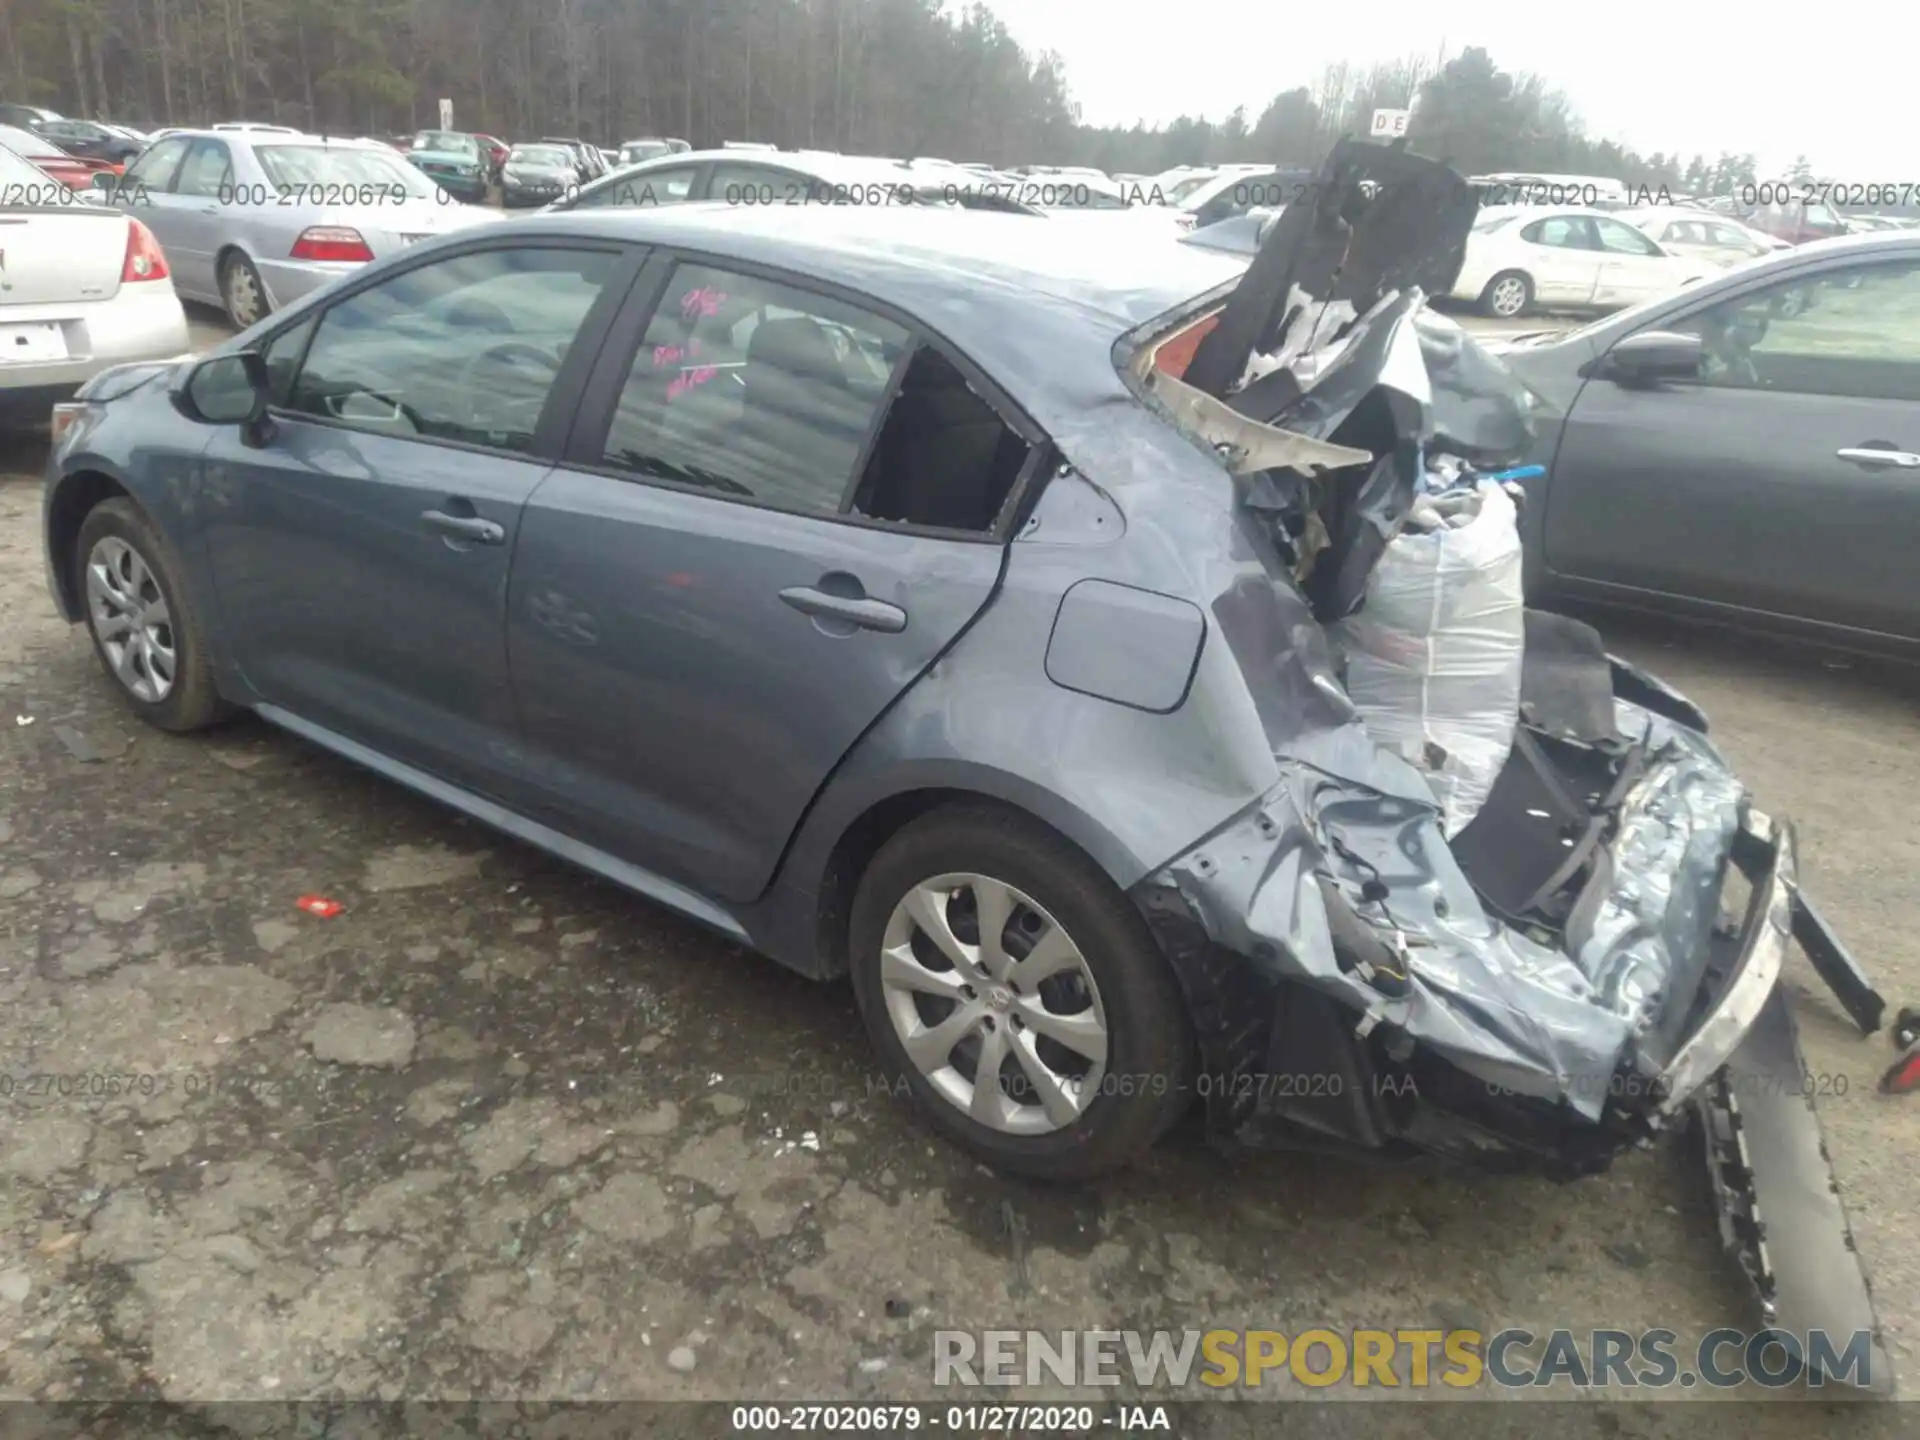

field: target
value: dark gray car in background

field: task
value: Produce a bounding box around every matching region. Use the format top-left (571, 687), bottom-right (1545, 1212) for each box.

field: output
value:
top-left (36, 141), bottom-right (1892, 1386)
top-left (1497, 231), bottom-right (1920, 657)
top-left (499, 143), bottom-right (582, 209)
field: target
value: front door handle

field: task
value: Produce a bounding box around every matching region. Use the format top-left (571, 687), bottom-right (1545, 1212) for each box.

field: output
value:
top-left (421, 508), bottom-right (505, 545)
top-left (1836, 446), bottom-right (1920, 469)
top-left (779, 585), bottom-right (906, 634)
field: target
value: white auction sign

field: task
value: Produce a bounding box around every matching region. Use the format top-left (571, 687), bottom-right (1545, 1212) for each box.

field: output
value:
top-left (438, 97), bottom-right (454, 130)
top-left (1370, 108), bottom-right (1410, 139)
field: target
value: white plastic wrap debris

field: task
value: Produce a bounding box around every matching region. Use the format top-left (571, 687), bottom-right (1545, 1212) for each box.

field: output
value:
top-left (1333, 482), bottom-right (1525, 836)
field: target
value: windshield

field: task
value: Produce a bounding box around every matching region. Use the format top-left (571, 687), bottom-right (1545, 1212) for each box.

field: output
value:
top-left (1472, 210), bottom-right (1519, 233)
top-left (509, 145), bottom-right (573, 167)
top-left (412, 131), bottom-right (477, 158)
top-left (0, 142), bottom-right (90, 203)
top-left (256, 145), bottom-right (437, 198)
top-left (623, 141), bottom-right (670, 162)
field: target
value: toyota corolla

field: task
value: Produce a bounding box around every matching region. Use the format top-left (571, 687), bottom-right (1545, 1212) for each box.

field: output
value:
top-left (39, 140), bottom-right (1889, 1388)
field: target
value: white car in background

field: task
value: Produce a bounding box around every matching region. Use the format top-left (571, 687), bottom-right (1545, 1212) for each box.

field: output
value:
top-left (97, 129), bottom-right (499, 328)
top-left (0, 141), bottom-right (189, 426)
top-left (1450, 205), bottom-right (1707, 318)
top-left (1623, 207), bottom-right (1787, 268)
top-left (1171, 165), bottom-right (1315, 232)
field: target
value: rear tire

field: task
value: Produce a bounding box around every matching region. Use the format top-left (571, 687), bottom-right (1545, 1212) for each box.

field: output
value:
top-left (220, 252), bottom-right (268, 330)
top-left (1479, 270), bottom-right (1534, 319)
top-left (849, 804), bottom-right (1194, 1181)
top-left (75, 498), bottom-right (230, 733)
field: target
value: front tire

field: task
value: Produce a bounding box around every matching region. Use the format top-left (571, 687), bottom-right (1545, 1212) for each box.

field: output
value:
top-left (849, 804), bottom-right (1193, 1181)
top-left (220, 252), bottom-right (269, 330)
top-left (1479, 270), bottom-right (1534, 318)
top-left (75, 498), bottom-right (230, 732)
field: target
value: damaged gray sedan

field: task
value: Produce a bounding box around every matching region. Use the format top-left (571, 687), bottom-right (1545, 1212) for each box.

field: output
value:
top-left (44, 140), bottom-right (1888, 1385)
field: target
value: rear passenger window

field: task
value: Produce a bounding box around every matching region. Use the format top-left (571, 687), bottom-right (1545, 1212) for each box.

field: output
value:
top-left (599, 264), bottom-right (909, 514)
top-left (851, 347), bottom-right (1033, 532)
top-left (572, 167), bottom-right (697, 209)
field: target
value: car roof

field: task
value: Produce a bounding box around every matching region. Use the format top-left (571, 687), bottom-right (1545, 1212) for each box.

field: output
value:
top-left (490, 202), bottom-right (1244, 429)
top-left (607, 149), bottom-right (955, 184)
top-left (1755, 230), bottom-right (1920, 262)
top-left (146, 128), bottom-right (385, 150)
top-left (1177, 165), bottom-right (1309, 208)
top-left (0, 123), bottom-right (54, 151)
top-left (1477, 204), bottom-right (1633, 222)
top-left (1627, 207), bottom-right (1751, 225)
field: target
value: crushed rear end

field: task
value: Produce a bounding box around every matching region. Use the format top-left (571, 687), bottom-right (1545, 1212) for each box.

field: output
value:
top-left (1122, 138), bottom-right (1892, 1391)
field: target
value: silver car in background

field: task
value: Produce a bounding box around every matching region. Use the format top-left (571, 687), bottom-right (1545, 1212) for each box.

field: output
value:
top-left (94, 129), bottom-right (500, 328)
top-left (0, 141), bottom-right (188, 426)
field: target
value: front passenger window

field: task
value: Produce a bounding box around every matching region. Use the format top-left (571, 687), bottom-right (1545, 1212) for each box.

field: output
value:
top-left (1671, 262), bottom-right (1920, 400)
top-left (1593, 218), bottom-right (1663, 256)
top-left (174, 140), bottom-right (233, 199)
top-left (121, 136), bottom-right (189, 191)
top-left (283, 246), bottom-right (618, 453)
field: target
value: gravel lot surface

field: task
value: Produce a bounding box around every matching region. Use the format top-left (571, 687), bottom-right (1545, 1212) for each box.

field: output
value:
top-left (0, 303), bottom-right (1909, 1436)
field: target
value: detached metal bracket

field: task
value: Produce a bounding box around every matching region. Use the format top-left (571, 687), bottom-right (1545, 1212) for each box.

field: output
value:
top-left (1788, 887), bottom-right (1886, 1034)
top-left (1142, 367), bottom-right (1372, 477)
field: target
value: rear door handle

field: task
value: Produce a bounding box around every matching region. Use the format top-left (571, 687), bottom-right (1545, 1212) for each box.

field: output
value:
top-left (421, 508), bottom-right (505, 545)
top-left (1836, 447), bottom-right (1920, 468)
top-left (779, 585), bottom-right (906, 633)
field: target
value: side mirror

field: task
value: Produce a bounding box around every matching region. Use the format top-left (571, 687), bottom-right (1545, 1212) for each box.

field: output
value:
top-left (175, 351), bottom-right (270, 429)
top-left (89, 170), bottom-right (114, 193)
top-left (1604, 330), bottom-right (1704, 384)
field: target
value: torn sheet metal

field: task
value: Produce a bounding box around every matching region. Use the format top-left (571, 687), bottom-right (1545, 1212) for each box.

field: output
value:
top-left (1136, 697), bottom-right (1749, 1120)
top-left (1183, 137), bottom-right (1479, 400)
top-left (1141, 366), bottom-right (1372, 476)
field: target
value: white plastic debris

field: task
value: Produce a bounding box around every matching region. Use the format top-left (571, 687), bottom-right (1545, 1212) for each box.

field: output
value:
top-left (1334, 481), bottom-right (1526, 836)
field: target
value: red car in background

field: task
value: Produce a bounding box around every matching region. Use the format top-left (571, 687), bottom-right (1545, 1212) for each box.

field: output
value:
top-left (0, 123), bottom-right (119, 189)
top-left (1742, 197), bottom-right (1851, 245)
top-left (473, 133), bottom-right (509, 180)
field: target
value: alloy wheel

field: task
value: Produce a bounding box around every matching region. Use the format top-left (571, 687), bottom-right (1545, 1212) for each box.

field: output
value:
top-left (225, 260), bottom-right (263, 328)
top-left (85, 536), bottom-right (176, 703)
top-left (1490, 276), bottom-right (1528, 317)
top-left (878, 872), bottom-right (1109, 1135)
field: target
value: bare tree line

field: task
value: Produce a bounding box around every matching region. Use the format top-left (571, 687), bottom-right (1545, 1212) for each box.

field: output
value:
top-left (1, 0), bottom-right (1757, 192)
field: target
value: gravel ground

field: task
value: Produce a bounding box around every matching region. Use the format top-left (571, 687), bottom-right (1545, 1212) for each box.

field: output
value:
top-left (0, 305), bottom-right (1910, 1435)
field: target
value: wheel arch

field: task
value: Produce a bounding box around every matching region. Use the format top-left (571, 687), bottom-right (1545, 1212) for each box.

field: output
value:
top-left (215, 244), bottom-right (271, 314)
top-left (214, 242), bottom-right (254, 279)
top-left (45, 468), bottom-right (134, 620)
top-left (765, 763), bottom-right (1154, 982)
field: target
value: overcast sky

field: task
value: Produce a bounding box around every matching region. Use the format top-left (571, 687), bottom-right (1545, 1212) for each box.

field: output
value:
top-left (981, 0), bottom-right (1913, 180)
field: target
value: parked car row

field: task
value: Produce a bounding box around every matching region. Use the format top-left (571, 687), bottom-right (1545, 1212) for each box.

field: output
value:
top-left (0, 123), bottom-right (120, 189)
top-left (26, 149), bottom-right (1899, 1389)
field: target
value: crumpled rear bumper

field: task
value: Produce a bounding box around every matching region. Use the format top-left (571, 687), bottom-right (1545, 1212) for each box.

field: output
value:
top-left (1689, 814), bottom-right (1890, 1392)
top-left (1134, 734), bottom-right (1892, 1390)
